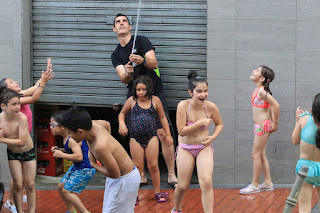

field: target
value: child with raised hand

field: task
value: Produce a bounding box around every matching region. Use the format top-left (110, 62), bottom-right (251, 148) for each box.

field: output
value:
top-left (118, 75), bottom-right (173, 203)
top-left (61, 107), bottom-right (140, 213)
top-left (50, 110), bottom-right (96, 213)
top-left (172, 71), bottom-right (223, 213)
top-left (292, 94), bottom-right (320, 213)
top-left (0, 57), bottom-right (53, 213)
top-left (240, 66), bottom-right (280, 195)
top-left (0, 89), bottom-right (36, 213)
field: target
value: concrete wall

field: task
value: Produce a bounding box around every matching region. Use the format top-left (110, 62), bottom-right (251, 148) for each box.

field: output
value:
top-left (208, 0), bottom-right (320, 185)
top-left (0, 0), bottom-right (31, 184)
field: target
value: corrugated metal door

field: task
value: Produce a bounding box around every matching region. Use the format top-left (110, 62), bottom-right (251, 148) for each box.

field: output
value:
top-left (32, 0), bottom-right (207, 108)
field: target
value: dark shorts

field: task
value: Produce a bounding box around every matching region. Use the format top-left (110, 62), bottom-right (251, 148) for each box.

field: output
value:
top-left (126, 90), bottom-right (169, 130)
top-left (7, 148), bottom-right (36, 161)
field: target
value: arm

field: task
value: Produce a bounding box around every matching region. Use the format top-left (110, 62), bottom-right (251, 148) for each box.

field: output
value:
top-left (260, 90), bottom-right (280, 132)
top-left (118, 98), bottom-right (133, 136)
top-left (52, 138), bottom-right (83, 162)
top-left (202, 103), bottom-right (223, 145)
top-left (176, 101), bottom-right (212, 136)
top-left (292, 107), bottom-right (304, 145)
top-left (89, 147), bottom-right (121, 178)
top-left (20, 58), bottom-right (53, 97)
top-left (115, 62), bottom-right (133, 85)
top-left (129, 49), bottom-right (158, 70)
top-left (154, 96), bottom-right (173, 146)
top-left (19, 60), bottom-right (54, 105)
top-left (0, 115), bottom-right (28, 146)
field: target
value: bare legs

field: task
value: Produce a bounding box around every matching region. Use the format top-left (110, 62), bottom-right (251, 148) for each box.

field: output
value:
top-left (251, 132), bottom-right (272, 187)
top-left (157, 128), bottom-right (178, 185)
top-left (8, 160), bottom-right (36, 213)
top-left (130, 137), bottom-right (161, 194)
top-left (58, 183), bottom-right (90, 213)
top-left (174, 146), bottom-right (214, 213)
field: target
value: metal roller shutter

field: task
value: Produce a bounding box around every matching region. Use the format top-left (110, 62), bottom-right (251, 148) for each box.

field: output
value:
top-left (32, 0), bottom-right (207, 108)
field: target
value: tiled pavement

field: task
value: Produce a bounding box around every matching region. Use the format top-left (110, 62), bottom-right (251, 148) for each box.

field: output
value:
top-left (1, 187), bottom-right (318, 213)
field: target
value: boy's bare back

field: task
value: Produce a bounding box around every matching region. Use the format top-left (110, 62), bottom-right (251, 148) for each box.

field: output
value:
top-left (87, 121), bottom-right (134, 178)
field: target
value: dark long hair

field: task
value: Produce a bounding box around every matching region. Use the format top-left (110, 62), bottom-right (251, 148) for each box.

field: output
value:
top-left (187, 70), bottom-right (208, 91)
top-left (0, 78), bottom-right (7, 95)
top-left (259, 66), bottom-right (274, 95)
top-left (131, 75), bottom-right (153, 100)
top-left (312, 93), bottom-right (320, 149)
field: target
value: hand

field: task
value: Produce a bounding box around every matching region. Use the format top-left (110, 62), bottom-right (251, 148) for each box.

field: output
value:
top-left (52, 149), bottom-right (63, 158)
top-left (271, 122), bottom-right (278, 133)
top-left (51, 146), bottom-right (59, 152)
top-left (118, 123), bottom-right (128, 136)
top-left (166, 135), bottom-right (174, 146)
top-left (295, 107), bottom-right (305, 122)
top-left (200, 118), bottom-right (213, 127)
top-left (124, 61), bottom-right (134, 76)
top-left (129, 54), bottom-right (144, 65)
top-left (201, 135), bottom-right (215, 145)
top-left (41, 69), bottom-right (54, 83)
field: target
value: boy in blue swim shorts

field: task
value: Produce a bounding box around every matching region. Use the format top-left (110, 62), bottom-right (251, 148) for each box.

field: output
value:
top-left (50, 110), bottom-right (106, 213)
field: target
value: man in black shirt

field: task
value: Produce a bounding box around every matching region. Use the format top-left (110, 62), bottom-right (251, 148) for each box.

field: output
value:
top-left (111, 13), bottom-right (177, 187)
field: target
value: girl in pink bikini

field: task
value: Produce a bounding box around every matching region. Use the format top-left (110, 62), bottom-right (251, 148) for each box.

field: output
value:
top-left (172, 71), bottom-right (223, 213)
top-left (240, 66), bottom-right (280, 195)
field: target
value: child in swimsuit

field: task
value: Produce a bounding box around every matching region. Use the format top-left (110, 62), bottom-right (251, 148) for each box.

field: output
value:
top-left (292, 93), bottom-right (320, 212)
top-left (50, 110), bottom-right (96, 213)
top-left (172, 71), bottom-right (223, 213)
top-left (0, 90), bottom-right (37, 213)
top-left (118, 75), bottom-right (173, 203)
top-left (0, 58), bottom-right (53, 213)
top-left (240, 66), bottom-right (280, 195)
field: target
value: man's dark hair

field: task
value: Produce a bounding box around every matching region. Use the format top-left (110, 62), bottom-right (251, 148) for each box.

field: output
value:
top-left (113, 13), bottom-right (130, 27)
top-left (0, 89), bottom-right (20, 105)
top-left (61, 107), bottom-right (92, 133)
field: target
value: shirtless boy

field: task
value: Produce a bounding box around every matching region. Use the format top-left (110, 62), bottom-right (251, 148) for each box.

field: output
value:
top-left (61, 107), bottom-right (140, 213)
top-left (0, 89), bottom-right (36, 213)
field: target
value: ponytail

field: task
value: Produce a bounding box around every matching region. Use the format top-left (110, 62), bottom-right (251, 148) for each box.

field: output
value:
top-left (260, 66), bottom-right (274, 96)
top-left (187, 70), bottom-right (207, 91)
top-left (0, 78), bottom-right (7, 95)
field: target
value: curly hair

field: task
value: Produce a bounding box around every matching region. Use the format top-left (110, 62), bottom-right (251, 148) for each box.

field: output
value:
top-left (131, 75), bottom-right (154, 99)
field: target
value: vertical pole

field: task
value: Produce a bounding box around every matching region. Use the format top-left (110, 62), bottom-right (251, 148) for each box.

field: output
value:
top-left (283, 165), bottom-right (309, 213)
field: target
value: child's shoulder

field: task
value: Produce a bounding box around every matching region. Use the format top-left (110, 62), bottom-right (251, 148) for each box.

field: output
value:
top-left (178, 99), bottom-right (190, 106)
top-left (205, 100), bottom-right (218, 109)
top-left (17, 112), bottom-right (28, 121)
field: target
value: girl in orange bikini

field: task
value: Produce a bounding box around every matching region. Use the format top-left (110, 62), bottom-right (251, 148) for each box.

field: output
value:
top-left (172, 71), bottom-right (223, 213)
top-left (240, 66), bottom-right (280, 194)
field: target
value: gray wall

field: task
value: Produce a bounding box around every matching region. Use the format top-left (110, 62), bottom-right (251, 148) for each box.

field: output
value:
top-left (208, 0), bottom-right (320, 185)
top-left (0, 0), bottom-right (32, 184)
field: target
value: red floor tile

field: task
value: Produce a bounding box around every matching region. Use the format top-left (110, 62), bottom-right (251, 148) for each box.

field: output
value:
top-left (1, 188), bottom-right (318, 212)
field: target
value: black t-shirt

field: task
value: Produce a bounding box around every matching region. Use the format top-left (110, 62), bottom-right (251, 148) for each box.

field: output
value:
top-left (111, 35), bottom-right (163, 94)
